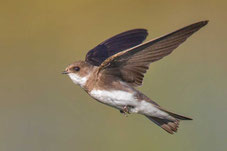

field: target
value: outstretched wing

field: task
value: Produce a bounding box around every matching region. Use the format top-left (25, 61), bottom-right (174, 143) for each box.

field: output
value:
top-left (85, 29), bottom-right (148, 66)
top-left (98, 21), bottom-right (208, 87)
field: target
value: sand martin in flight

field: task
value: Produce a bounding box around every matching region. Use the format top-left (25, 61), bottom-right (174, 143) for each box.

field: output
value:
top-left (63, 21), bottom-right (208, 134)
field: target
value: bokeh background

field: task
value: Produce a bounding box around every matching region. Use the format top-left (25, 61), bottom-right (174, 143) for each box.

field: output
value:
top-left (0, 0), bottom-right (226, 151)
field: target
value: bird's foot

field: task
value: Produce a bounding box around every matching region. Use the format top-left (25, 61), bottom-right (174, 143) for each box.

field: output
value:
top-left (123, 106), bottom-right (130, 114)
top-left (120, 110), bottom-right (128, 117)
top-left (120, 105), bottom-right (131, 117)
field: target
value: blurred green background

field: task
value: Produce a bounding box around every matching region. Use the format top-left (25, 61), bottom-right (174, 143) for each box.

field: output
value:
top-left (0, 0), bottom-right (226, 151)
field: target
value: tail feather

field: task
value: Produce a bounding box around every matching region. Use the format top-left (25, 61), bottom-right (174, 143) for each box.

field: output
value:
top-left (146, 110), bottom-right (192, 134)
top-left (158, 107), bottom-right (193, 120)
top-left (146, 116), bottom-right (179, 134)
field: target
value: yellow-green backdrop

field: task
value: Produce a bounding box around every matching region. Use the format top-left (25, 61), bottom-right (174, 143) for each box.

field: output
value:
top-left (0, 0), bottom-right (226, 151)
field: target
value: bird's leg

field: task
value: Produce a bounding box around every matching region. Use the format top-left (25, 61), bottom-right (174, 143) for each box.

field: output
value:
top-left (119, 110), bottom-right (128, 117)
top-left (120, 105), bottom-right (130, 117)
top-left (123, 106), bottom-right (130, 114)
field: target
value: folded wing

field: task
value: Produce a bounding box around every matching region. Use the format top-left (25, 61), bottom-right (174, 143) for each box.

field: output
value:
top-left (98, 21), bottom-right (208, 87)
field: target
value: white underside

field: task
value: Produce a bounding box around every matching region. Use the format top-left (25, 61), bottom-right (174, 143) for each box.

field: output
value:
top-left (90, 89), bottom-right (171, 119)
top-left (68, 73), bottom-right (88, 88)
top-left (68, 73), bottom-right (172, 119)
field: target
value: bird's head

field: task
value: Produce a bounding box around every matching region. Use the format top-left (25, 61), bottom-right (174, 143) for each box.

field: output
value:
top-left (62, 61), bottom-right (93, 87)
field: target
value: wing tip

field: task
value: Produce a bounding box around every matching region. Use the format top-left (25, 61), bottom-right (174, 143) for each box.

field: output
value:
top-left (202, 20), bottom-right (209, 24)
top-left (192, 20), bottom-right (209, 29)
top-left (199, 20), bottom-right (209, 26)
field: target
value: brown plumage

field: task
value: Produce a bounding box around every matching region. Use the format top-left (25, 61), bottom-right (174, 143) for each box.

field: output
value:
top-left (98, 21), bottom-right (208, 87)
top-left (63, 21), bottom-right (208, 134)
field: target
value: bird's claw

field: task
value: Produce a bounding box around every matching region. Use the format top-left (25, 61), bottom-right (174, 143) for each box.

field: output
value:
top-left (120, 105), bottom-right (130, 117)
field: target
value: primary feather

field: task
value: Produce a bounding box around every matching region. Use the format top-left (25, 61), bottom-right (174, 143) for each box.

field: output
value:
top-left (99, 21), bottom-right (208, 87)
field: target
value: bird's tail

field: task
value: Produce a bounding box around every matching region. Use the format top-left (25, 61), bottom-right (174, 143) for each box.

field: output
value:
top-left (146, 109), bottom-right (192, 134)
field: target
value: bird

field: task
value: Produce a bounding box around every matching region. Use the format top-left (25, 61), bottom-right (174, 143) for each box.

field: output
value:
top-left (62, 20), bottom-right (208, 134)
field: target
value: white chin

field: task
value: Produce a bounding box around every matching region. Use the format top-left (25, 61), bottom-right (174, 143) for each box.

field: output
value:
top-left (68, 73), bottom-right (88, 87)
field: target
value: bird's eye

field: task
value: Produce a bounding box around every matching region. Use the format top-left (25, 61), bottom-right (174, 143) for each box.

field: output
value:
top-left (73, 66), bottom-right (80, 71)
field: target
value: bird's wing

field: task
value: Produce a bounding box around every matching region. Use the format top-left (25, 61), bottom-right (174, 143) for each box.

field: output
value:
top-left (98, 21), bottom-right (208, 87)
top-left (85, 29), bottom-right (148, 66)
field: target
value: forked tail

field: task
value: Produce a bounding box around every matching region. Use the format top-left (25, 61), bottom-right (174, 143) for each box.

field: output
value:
top-left (146, 110), bottom-right (192, 134)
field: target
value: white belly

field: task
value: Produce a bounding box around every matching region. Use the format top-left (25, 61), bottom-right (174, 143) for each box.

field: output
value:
top-left (90, 89), bottom-right (138, 110)
top-left (89, 89), bottom-right (170, 119)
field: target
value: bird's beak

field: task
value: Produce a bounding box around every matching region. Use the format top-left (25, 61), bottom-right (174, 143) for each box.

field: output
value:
top-left (62, 71), bottom-right (68, 74)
